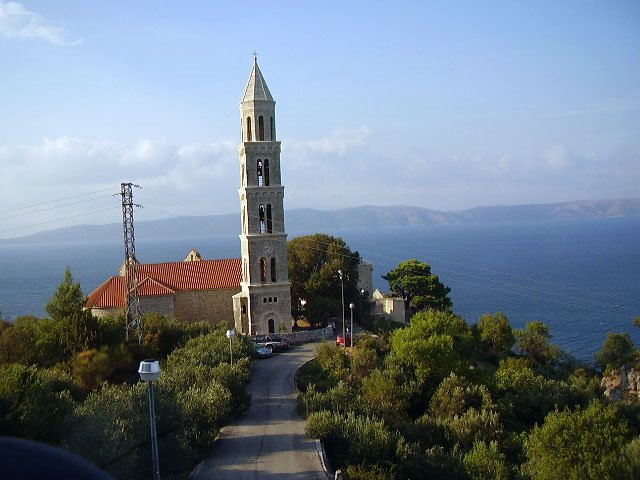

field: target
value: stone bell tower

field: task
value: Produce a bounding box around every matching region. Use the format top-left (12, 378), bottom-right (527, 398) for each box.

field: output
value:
top-left (232, 57), bottom-right (292, 335)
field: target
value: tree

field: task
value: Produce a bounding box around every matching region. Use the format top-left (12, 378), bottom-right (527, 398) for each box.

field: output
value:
top-left (463, 441), bottom-right (510, 480)
top-left (0, 364), bottom-right (78, 444)
top-left (390, 309), bottom-right (471, 389)
top-left (595, 332), bottom-right (637, 371)
top-left (382, 259), bottom-right (452, 315)
top-left (287, 234), bottom-right (360, 322)
top-left (514, 321), bottom-right (559, 366)
top-left (523, 401), bottom-right (631, 479)
top-left (46, 267), bottom-right (85, 322)
top-left (476, 312), bottom-right (515, 357)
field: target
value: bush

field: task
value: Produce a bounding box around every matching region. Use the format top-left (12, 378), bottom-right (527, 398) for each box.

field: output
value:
top-left (0, 364), bottom-right (77, 443)
top-left (463, 440), bottom-right (510, 480)
top-left (523, 400), bottom-right (631, 479)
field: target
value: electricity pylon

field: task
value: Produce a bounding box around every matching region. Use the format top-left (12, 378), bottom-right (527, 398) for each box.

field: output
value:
top-left (120, 182), bottom-right (143, 344)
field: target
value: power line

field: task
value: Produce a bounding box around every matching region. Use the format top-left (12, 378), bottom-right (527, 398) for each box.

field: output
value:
top-left (0, 194), bottom-right (116, 221)
top-left (0, 207), bottom-right (120, 235)
top-left (0, 187), bottom-right (115, 215)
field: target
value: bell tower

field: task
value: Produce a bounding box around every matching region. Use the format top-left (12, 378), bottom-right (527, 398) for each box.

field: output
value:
top-left (233, 57), bottom-right (292, 335)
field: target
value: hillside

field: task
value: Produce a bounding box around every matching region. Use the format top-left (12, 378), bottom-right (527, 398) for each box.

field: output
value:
top-left (2, 198), bottom-right (639, 245)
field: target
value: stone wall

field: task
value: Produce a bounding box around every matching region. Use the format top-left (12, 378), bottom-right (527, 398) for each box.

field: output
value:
top-left (140, 295), bottom-right (174, 318)
top-left (174, 287), bottom-right (241, 326)
top-left (90, 306), bottom-right (123, 319)
top-left (280, 325), bottom-right (334, 345)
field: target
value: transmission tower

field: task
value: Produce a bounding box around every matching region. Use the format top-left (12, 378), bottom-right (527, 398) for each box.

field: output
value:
top-left (120, 182), bottom-right (143, 343)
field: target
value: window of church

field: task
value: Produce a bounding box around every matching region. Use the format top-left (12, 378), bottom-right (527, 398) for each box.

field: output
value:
top-left (263, 298), bottom-right (267, 303)
top-left (264, 159), bottom-right (270, 186)
top-left (260, 258), bottom-right (267, 282)
top-left (270, 116), bottom-right (274, 141)
top-left (257, 160), bottom-right (263, 186)
top-left (258, 116), bottom-right (265, 141)
top-left (274, 297), bottom-right (278, 302)
top-left (266, 204), bottom-right (273, 233)
top-left (268, 297), bottom-right (272, 302)
top-left (271, 257), bottom-right (276, 282)
top-left (259, 204), bottom-right (266, 233)
top-left (247, 117), bottom-right (252, 141)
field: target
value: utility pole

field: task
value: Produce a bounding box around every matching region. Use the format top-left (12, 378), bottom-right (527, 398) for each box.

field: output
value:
top-left (120, 182), bottom-right (143, 344)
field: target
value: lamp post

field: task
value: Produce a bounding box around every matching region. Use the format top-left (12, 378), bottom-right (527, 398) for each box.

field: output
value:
top-left (138, 360), bottom-right (161, 480)
top-left (349, 303), bottom-right (355, 348)
top-left (338, 269), bottom-right (346, 351)
top-left (226, 329), bottom-right (236, 366)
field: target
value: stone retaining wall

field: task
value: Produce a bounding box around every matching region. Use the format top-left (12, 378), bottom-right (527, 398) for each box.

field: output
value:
top-left (281, 325), bottom-right (333, 345)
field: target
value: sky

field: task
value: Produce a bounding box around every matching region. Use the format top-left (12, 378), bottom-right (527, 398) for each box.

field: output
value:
top-left (1, 0), bottom-right (639, 238)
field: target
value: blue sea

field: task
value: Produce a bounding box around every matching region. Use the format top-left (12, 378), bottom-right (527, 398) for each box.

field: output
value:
top-left (1, 216), bottom-right (639, 363)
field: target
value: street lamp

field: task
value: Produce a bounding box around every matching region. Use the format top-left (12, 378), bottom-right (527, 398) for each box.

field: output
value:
top-left (349, 303), bottom-right (355, 348)
top-left (226, 329), bottom-right (236, 366)
top-left (138, 360), bottom-right (161, 480)
top-left (338, 269), bottom-right (346, 350)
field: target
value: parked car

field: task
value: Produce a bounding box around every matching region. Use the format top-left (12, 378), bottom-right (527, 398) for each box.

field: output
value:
top-left (255, 345), bottom-right (273, 358)
top-left (250, 334), bottom-right (290, 353)
top-left (336, 333), bottom-right (353, 347)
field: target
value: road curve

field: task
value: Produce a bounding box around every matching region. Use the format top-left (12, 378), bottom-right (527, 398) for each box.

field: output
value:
top-left (191, 342), bottom-right (328, 480)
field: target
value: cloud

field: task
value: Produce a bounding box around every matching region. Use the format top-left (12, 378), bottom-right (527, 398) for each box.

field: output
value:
top-left (0, 136), bottom-right (241, 236)
top-left (289, 126), bottom-right (371, 157)
top-left (0, 1), bottom-right (81, 45)
top-left (1, 133), bottom-right (638, 238)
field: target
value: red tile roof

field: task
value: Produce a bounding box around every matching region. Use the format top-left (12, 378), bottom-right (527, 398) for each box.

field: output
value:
top-left (85, 258), bottom-right (242, 309)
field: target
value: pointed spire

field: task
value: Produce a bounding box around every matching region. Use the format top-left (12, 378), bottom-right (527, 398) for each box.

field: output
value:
top-left (241, 55), bottom-right (274, 103)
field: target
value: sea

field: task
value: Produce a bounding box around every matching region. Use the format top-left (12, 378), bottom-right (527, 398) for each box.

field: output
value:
top-left (1, 216), bottom-right (639, 363)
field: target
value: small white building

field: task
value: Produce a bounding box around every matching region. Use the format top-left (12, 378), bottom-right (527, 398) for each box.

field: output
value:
top-left (372, 289), bottom-right (406, 324)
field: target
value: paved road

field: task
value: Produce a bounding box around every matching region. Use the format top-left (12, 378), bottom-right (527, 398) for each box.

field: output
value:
top-left (191, 342), bottom-right (328, 479)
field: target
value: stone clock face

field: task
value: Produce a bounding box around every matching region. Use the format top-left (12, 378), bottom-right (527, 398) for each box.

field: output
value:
top-left (263, 243), bottom-right (273, 254)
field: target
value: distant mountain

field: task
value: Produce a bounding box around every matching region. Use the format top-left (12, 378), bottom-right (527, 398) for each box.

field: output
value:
top-left (2, 198), bottom-right (639, 245)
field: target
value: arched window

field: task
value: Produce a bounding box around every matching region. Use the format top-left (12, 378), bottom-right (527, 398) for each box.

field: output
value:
top-left (274, 297), bottom-right (278, 302)
top-left (246, 117), bottom-right (252, 142)
top-left (271, 257), bottom-right (277, 282)
top-left (257, 160), bottom-right (263, 186)
top-left (268, 319), bottom-right (275, 334)
top-left (264, 160), bottom-right (270, 186)
top-left (266, 204), bottom-right (273, 233)
top-left (259, 204), bottom-right (266, 233)
top-left (268, 297), bottom-right (272, 303)
top-left (260, 258), bottom-right (267, 282)
top-left (263, 297), bottom-right (267, 303)
top-left (270, 116), bottom-right (274, 141)
top-left (258, 116), bottom-right (264, 141)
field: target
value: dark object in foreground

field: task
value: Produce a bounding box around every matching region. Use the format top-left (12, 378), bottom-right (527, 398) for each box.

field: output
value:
top-left (0, 436), bottom-right (114, 480)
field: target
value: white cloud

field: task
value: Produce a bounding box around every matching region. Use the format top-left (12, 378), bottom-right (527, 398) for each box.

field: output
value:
top-left (543, 145), bottom-right (571, 170)
top-left (289, 126), bottom-right (371, 157)
top-left (0, 137), bottom-right (240, 236)
top-left (0, 1), bottom-right (81, 45)
top-left (1, 132), bottom-right (637, 238)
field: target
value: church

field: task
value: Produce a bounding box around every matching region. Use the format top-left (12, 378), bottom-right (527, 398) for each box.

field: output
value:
top-left (85, 58), bottom-right (292, 335)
